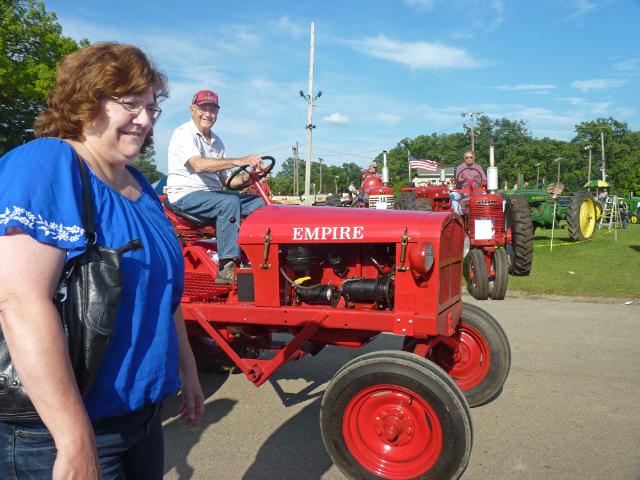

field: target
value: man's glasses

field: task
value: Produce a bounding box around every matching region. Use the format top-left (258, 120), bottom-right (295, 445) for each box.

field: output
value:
top-left (194, 104), bottom-right (220, 115)
top-left (109, 96), bottom-right (162, 121)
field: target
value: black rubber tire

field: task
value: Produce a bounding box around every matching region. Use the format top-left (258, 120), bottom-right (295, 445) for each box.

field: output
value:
top-left (397, 190), bottom-right (433, 211)
top-left (467, 248), bottom-right (489, 300)
top-left (504, 195), bottom-right (533, 276)
top-left (489, 248), bottom-right (509, 300)
top-left (567, 191), bottom-right (597, 241)
top-left (427, 303), bottom-right (510, 407)
top-left (189, 335), bottom-right (260, 373)
top-left (324, 194), bottom-right (342, 207)
top-left (397, 190), bottom-right (417, 210)
top-left (321, 351), bottom-right (472, 480)
top-left (189, 336), bottom-right (229, 373)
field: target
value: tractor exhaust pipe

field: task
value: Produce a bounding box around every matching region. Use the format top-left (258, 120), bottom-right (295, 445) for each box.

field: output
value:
top-left (487, 144), bottom-right (498, 193)
top-left (382, 150), bottom-right (389, 186)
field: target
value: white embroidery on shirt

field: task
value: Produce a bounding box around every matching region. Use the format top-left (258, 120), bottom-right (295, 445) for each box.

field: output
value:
top-left (0, 206), bottom-right (84, 242)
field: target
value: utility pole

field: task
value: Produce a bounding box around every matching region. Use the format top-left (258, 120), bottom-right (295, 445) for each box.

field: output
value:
top-left (334, 175), bottom-right (338, 194)
top-left (535, 163), bottom-right (541, 189)
top-left (584, 145), bottom-right (593, 183)
top-left (299, 22), bottom-right (322, 202)
top-left (555, 157), bottom-right (562, 185)
top-left (318, 157), bottom-right (323, 193)
top-left (461, 111), bottom-right (482, 152)
top-left (292, 143), bottom-right (300, 196)
top-left (599, 130), bottom-right (606, 182)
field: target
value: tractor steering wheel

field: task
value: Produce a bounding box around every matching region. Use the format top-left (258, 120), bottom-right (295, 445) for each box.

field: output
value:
top-left (224, 156), bottom-right (275, 191)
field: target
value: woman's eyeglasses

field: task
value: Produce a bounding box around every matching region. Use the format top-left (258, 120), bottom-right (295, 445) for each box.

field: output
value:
top-left (109, 96), bottom-right (162, 121)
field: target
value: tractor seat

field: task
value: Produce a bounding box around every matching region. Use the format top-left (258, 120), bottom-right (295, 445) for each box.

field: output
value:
top-left (163, 198), bottom-right (217, 227)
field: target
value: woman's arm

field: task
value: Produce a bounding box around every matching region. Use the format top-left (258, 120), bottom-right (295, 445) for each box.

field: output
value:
top-left (172, 307), bottom-right (204, 427)
top-left (0, 232), bottom-right (100, 479)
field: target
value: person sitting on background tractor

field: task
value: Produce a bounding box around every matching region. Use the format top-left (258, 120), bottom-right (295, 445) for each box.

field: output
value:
top-left (451, 151), bottom-right (486, 214)
top-left (166, 89), bottom-right (265, 285)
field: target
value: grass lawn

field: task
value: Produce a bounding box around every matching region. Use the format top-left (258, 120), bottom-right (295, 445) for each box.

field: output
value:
top-left (507, 224), bottom-right (639, 299)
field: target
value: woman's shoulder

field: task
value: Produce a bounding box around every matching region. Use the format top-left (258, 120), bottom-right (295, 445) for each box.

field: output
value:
top-left (1, 137), bottom-right (76, 172)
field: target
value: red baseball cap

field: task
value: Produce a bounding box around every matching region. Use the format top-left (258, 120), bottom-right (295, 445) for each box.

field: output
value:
top-left (192, 90), bottom-right (219, 107)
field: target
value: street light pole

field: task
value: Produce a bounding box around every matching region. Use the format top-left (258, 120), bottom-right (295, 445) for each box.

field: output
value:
top-left (299, 22), bottom-right (322, 202)
top-left (584, 145), bottom-right (593, 183)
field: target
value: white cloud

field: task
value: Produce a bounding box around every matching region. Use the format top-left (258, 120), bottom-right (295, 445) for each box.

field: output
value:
top-left (323, 113), bottom-right (350, 125)
top-left (375, 113), bottom-right (402, 126)
top-left (614, 56), bottom-right (640, 73)
top-left (272, 16), bottom-right (304, 37)
top-left (570, 78), bottom-right (627, 92)
top-left (404, 0), bottom-right (438, 12)
top-left (496, 84), bottom-right (557, 92)
top-left (565, 0), bottom-right (602, 18)
top-left (349, 35), bottom-right (483, 70)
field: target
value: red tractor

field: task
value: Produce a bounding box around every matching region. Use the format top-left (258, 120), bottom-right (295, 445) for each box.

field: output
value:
top-left (396, 148), bottom-right (533, 301)
top-left (162, 157), bottom-right (511, 480)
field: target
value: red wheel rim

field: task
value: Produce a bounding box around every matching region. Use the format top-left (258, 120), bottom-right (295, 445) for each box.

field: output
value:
top-left (430, 323), bottom-right (490, 390)
top-left (342, 384), bottom-right (443, 479)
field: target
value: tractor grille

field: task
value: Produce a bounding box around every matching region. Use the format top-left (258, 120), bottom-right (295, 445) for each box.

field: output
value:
top-left (467, 197), bottom-right (504, 240)
top-left (368, 194), bottom-right (394, 209)
top-left (438, 217), bottom-right (464, 304)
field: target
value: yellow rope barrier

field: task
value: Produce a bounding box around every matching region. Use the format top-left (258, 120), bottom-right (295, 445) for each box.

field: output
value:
top-left (533, 226), bottom-right (621, 248)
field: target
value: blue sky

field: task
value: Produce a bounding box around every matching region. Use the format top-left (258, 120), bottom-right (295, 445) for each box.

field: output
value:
top-left (47, 0), bottom-right (639, 173)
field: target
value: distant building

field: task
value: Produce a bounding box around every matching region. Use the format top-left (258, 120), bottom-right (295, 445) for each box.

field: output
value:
top-left (413, 167), bottom-right (455, 186)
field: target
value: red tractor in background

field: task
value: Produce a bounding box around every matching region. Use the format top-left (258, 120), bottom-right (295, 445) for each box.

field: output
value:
top-left (162, 157), bottom-right (511, 480)
top-left (395, 147), bottom-right (533, 301)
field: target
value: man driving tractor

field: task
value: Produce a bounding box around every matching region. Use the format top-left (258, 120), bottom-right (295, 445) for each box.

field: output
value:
top-left (451, 150), bottom-right (486, 214)
top-left (166, 89), bottom-right (265, 284)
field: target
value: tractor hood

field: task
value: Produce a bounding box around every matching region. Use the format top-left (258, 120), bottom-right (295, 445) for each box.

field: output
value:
top-left (239, 204), bottom-right (456, 245)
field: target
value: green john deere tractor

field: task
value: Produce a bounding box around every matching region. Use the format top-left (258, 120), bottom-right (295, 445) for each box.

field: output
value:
top-left (503, 187), bottom-right (597, 241)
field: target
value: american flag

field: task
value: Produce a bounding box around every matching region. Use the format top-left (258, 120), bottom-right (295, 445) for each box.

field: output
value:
top-left (408, 153), bottom-right (438, 172)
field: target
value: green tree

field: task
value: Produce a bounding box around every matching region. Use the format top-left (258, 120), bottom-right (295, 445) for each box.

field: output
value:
top-left (0, 0), bottom-right (87, 155)
top-left (132, 145), bottom-right (164, 183)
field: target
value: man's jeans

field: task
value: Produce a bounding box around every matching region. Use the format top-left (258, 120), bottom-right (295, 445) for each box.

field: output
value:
top-left (173, 190), bottom-right (265, 260)
top-left (0, 402), bottom-right (164, 479)
top-left (450, 191), bottom-right (464, 214)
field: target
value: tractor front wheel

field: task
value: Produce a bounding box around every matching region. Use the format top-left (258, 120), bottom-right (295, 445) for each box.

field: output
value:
top-left (397, 190), bottom-right (433, 211)
top-left (426, 302), bottom-right (511, 407)
top-left (630, 213), bottom-right (639, 224)
top-left (466, 248), bottom-right (489, 300)
top-left (504, 195), bottom-right (533, 276)
top-left (489, 248), bottom-right (508, 300)
top-left (567, 191), bottom-right (597, 241)
top-left (321, 351), bottom-right (472, 480)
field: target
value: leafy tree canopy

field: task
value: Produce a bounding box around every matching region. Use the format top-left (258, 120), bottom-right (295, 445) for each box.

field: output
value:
top-left (0, 0), bottom-right (87, 154)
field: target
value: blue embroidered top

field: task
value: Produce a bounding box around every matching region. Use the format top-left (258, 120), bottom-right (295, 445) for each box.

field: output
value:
top-left (0, 138), bottom-right (183, 421)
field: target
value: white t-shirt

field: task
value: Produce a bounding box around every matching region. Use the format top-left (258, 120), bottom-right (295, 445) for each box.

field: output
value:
top-left (166, 120), bottom-right (227, 202)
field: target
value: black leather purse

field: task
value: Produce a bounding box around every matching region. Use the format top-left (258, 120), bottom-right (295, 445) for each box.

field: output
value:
top-left (0, 158), bottom-right (142, 421)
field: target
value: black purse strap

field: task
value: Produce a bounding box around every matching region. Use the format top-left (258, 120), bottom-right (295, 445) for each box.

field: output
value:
top-left (76, 158), bottom-right (97, 244)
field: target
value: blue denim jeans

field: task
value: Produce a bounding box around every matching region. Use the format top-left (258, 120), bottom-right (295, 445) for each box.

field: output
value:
top-left (173, 190), bottom-right (265, 259)
top-left (450, 191), bottom-right (465, 214)
top-left (0, 403), bottom-right (164, 479)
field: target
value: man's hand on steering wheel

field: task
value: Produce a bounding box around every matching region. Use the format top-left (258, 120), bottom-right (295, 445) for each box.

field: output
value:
top-left (225, 156), bottom-right (276, 191)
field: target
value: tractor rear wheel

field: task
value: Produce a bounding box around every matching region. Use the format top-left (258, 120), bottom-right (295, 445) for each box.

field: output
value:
top-left (567, 191), bottom-right (596, 241)
top-left (489, 248), bottom-right (508, 300)
top-left (466, 248), bottom-right (489, 300)
top-left (397, 191), bottom-right (433, 211)
top-left (321, 351), bottom-right (472, 480)
top-left (504, 195), bottom-right (533, 276)
top-left (426, 302), bottom-right (511, 407)
top-left (325, 194), bottom-right (342, 207)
